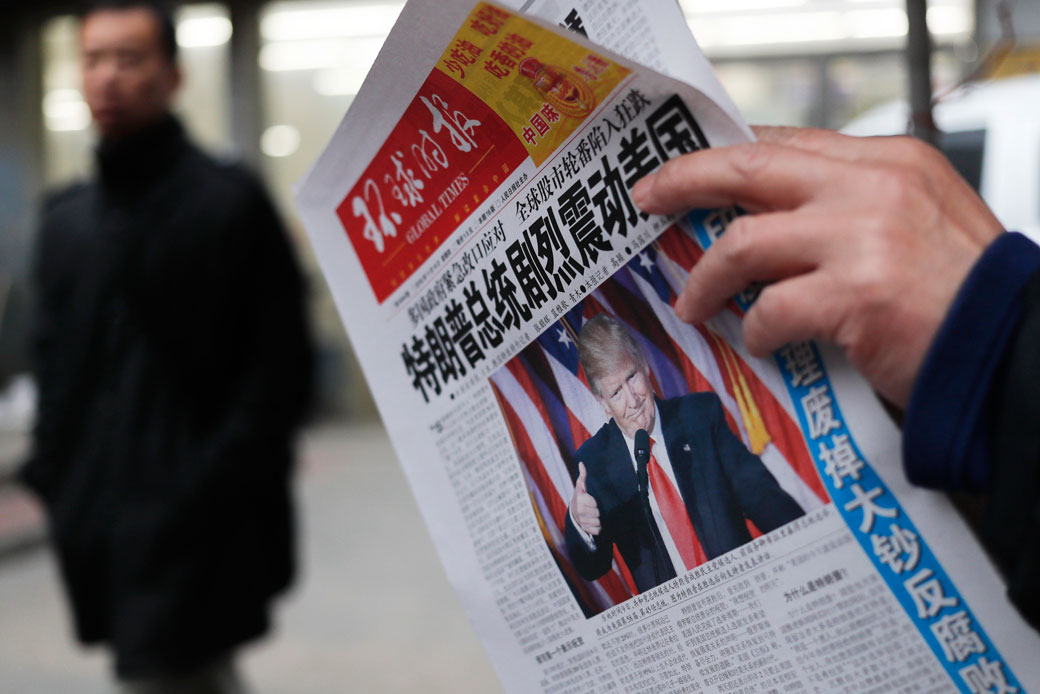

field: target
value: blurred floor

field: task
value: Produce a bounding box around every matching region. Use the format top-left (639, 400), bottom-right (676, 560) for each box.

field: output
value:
top-left (0, 422), bottom-right (502, 693)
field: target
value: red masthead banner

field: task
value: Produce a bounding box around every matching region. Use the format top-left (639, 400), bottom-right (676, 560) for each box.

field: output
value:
top-left (336, 66), bottom-right (527, 303)
top-left (336, 2), bottom-right (628, 304)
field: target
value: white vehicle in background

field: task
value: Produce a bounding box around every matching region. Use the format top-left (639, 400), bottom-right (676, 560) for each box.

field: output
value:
top-left (842, 73), bottom-right (1040, 243)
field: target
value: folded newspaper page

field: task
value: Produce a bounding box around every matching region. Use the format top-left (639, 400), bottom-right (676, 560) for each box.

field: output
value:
top-left (294, 1), bottom-right (1040, 691)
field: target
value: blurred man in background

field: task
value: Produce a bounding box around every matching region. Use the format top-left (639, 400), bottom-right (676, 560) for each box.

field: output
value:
top-left (19, 1), bottom-right (315, 691)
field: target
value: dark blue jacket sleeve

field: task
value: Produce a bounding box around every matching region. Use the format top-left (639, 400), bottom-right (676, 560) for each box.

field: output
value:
top-left (903, 231), bottom-right (1040, 492)
top-left (903, 231), bottom-right (1040, 631)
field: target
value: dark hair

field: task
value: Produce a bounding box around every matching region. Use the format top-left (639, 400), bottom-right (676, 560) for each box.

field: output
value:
top-left (79, 0), bottom-right (179, 63)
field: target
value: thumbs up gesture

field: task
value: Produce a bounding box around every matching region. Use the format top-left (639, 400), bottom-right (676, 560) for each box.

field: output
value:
top-left (571, 462), bottom-right (601, 536)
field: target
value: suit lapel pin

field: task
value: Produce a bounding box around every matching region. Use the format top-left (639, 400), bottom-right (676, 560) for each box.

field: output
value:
top-left (683, 444), bottom-right (691, 452)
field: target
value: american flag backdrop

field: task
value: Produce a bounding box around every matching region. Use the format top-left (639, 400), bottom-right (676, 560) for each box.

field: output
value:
top-left (489, 222), bottom-right (828, 617)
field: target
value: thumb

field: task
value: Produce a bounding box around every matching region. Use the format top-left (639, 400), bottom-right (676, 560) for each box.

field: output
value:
top-left (576, 462), bottom-right (587, 493)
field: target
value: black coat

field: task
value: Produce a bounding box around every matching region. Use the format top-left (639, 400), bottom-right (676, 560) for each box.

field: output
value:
top-left (20, 116), bottom-right (315, 677)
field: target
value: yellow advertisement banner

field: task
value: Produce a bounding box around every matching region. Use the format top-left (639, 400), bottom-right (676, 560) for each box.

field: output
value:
top-left (437, 2), bottom-right (631, 167)
top-left (988, 46), bottom-right (1040, 80)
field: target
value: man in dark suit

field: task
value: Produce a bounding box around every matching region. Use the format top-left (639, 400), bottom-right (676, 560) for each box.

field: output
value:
top-left (565, 314), bottom-right (803, 593)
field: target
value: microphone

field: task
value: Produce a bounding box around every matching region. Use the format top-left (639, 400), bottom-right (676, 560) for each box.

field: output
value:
top-left (634, 428), bottom-right (661, 584)
top-left (634, 428), bottom-right (651, 499)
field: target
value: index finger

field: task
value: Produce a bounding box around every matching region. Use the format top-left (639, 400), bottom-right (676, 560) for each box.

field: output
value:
top-left (631, 141), bottom-right (835, 216)
top-left (752, 125), bottom-right (868, 156)
top-left (753, 125), bottom-right (949, 170)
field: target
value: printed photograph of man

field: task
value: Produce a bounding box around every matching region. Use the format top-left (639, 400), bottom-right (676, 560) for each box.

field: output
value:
top-left (565, 314), bottom-right (805, 593)
top-left (490, 226), bottom-right (826, 616)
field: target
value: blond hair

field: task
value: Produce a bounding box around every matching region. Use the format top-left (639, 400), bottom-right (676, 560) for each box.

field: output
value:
top-left (577, 314), bottom-right (647, 398)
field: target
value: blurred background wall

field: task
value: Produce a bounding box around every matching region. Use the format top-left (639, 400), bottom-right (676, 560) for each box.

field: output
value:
top-left (1, 0), bottom-right (1038, 421)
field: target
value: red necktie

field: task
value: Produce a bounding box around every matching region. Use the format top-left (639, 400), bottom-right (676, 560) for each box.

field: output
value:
top-left (647, 437), bottom-right (708, 570)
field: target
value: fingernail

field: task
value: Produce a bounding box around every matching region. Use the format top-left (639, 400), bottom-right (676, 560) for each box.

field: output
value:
top-left (630, 175), bottom-right (652, 208)
top-left (673, 295), bottom-right (692, 323)
top-left (674, 293), bottom-right (703, 326)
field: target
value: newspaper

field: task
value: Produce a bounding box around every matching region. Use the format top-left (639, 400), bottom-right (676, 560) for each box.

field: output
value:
top-left (294, 1), bottom-right (1040, 691)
